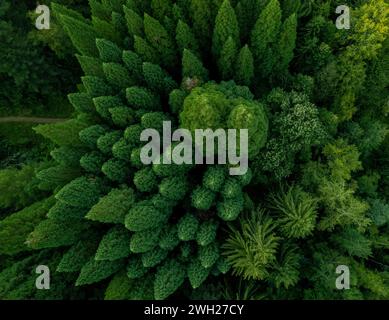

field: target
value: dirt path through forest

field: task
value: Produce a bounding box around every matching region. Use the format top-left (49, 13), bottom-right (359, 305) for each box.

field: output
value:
top-left (0, 117), bottom-right (68, 124)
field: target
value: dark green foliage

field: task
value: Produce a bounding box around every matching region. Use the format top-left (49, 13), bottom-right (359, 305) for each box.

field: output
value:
top-left (134, 35), bottom-right (159, 64)
top-left (196, 220), bottom-right (219, 246)
top-left (76, 258), bottom-right (124, 286)
top-left (122, 50), bottom-right (143, 81)
top-left (126, 86), bottom-right (160, 110)
top-left (212, 0), bottom-right (240, 58)
top-left (97, 130), bottom-right (122, 154)
top-left (331, 228), bottom-right (372, 259)
top-left (133, 167), bottom-right (158, 192)
top-left (369, 199), bottom-right (389, 227)
top-left (143, 13), bottom-right (176, 69)
top-left (141, 247), bottom-right (169, 268)
top-left (104, 271), bottom-right (132, 300)
top-left (47, 200), bottom-right (89, 220)
top-left (182, 49), bottom-right (209, 82)
top-left (141, 112), bottom-right (171, 131)
top-left (80, 151), bottom-right (106, 174)
top-left (221, 178), bottom-right (242, 199)
top-left (82, 76), bottom-right (114, 97)
top-left (77, 54), bottom-right (104, 77)
top-left (86, 187), bottom-right (136, 224)
top-left (199, 242), bottom-right (220, 268)
top-left (0, 249), bottom-right (86, 300)
top-left (109, 106), bottom-right (136, 127)
top-left (59, 12), bottom-right (97, 56)
top-left (79, 125), bottom-right (107, 149)
top-left (177, 213), bottom-right (200, 241)
top-left (159, 176), bottom-right (188, 201)
top-left (130, 147), bottom-right (143, 168)
top-left (0, 165), bottom-right (45, 210)
top-left (95, 226), bottom-right (132, 261)
top-left (92, 16), bottom-right (121, 45)
top-left (143, 63), bottom-right (177, 95)
top-left (217, 195), bottom-right (244, 221)
top-left (235, 45), bottom-right (254, 86)
top-left (188, 259), bottom-right (211, 289)
top-left (68, 92), bottom-right (95, 114)
top-left (112, 138), bottom-right (133, 160)
top-left (103, 62), bottom-right (135, 88)
top-left (154, 259), bottom-right (186, 299)
top-left (105, 271), bottom-right (154, 299)
top-left (159, 225), bottom-right (180, 251)
top-left (36, 165), bottom-right (81, 190)
top-left (125, 201), bottom-right (171, 232)
top-left (250, 0), bottom-right (281, 76)
top-left (256, 90), bottom-right (327, 179)
top-left (130, 228), bottom-right (161, 253)
top-left (0, 1), bottom-right (82, 117)
top-left (123, 6), bottom-right (144, 39)
top-left (127, 256), bottom-right (149, 279)
top-left (274, 13), bottom-right (297, 75)
top-left (203, 166), bottom-right (226, 192)
top-left (34, 119), bottom-right (88, 147)
top-left (270, 244), bottom-right (301, 289)
top-left (191, 186), bottom-right (216, 211)
top-left (102, 158), bottom-right (129, 182)
top-left (57, 239), bottom-right (99, 273)
top-left (190, 0), bottom-right (214, 50)
top-left (55, 176), bottom-right (103, 208)
top-left (219, 36), bottom-right (238, 80)
top-left (27, 218), bottom-right (89, 250)
top-left (176, 20), bottom-right (200, 55)
top-left (124, 124), bottom-right (144, 145)
top-left (0, 198), bottom-right (54, 255)
top-left (96, 39), bottom-right (122, 63)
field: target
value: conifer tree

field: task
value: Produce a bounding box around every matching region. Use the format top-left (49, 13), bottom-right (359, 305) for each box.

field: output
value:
top-left (151, 0), bottom-right (173, 22)
top-left (235, 44), bottom-right (254, 86)
top-left (57, 239), bottom-right (99, 273)
top-left (182, 49), bottom-right (209, 82)
top-left (95, 226), bottom-right (132, 261)
top-left (144, 13), bottom-right (177, 69)
top-left (176, 20), bottom-right (200, 55)
top-left (154, 259), bottom-right (186, 300)
top-left (134, 35), bottom-right (159, 64)
top-left (212, 0), bottom-right (240, 58)
top-left (274, 13), bottom-right (297, 75)
top-left (190, 0), bottom-right (214, 50)
top-left (59, 14), bottom-right (98, 57)
top-left (250, 0), bottom-right (281, 76)
top-left (235, 0), bottom-right (261, 43)
top-left (219, 36), bottom-right (238, 80)
top-left (75, 258), bottom-right (124, 286)
top-left (123, 6), bottom-right (144, 39)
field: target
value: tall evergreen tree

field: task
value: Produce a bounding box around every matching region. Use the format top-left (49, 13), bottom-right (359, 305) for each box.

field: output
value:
top-left (250, 0), bottom-right (281, 76)
top-left (235, 44), bottom-right (254, 86)
top-left (212, 0), bottom-right (240, 58)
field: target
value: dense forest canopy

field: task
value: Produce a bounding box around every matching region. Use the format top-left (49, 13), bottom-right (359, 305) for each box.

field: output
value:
top-left (0, 0), bottom-right (388, 300)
